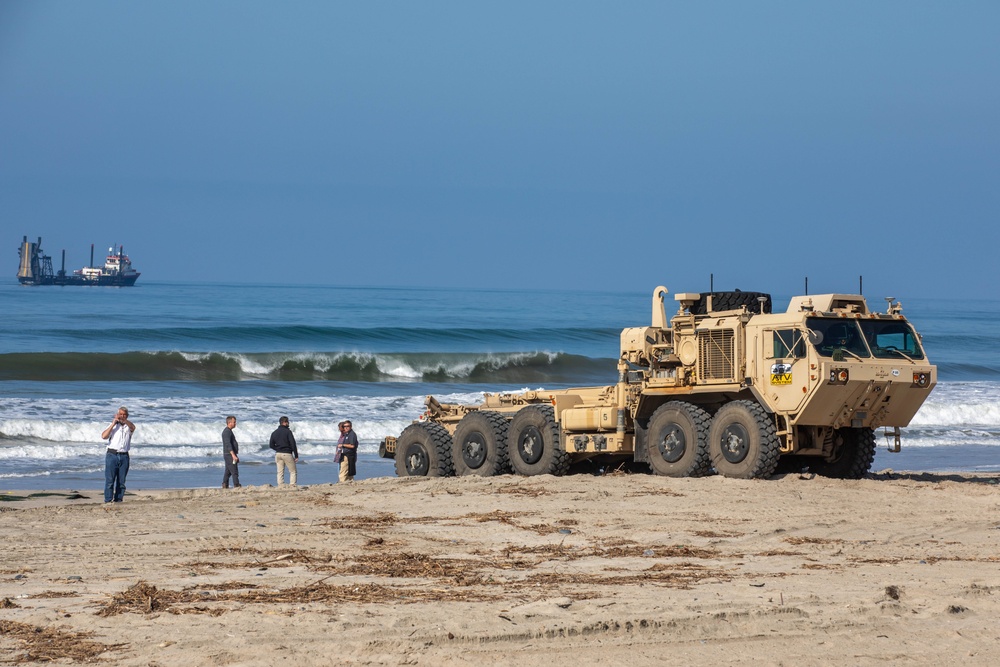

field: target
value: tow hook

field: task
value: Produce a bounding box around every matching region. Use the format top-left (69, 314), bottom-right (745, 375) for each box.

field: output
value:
top-left (884, 426), bottom-right (901, 453)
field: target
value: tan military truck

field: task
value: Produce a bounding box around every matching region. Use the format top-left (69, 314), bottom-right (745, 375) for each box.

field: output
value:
top-left (379, 286), bottom-right (936, 480)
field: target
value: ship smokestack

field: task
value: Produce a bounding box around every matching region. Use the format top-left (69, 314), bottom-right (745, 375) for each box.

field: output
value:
top-left (90, 244), bottom-right (94, 268)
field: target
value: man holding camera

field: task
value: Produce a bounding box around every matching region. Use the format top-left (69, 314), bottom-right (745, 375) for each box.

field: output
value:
top-left (101, 406), bottom-right (135, 503)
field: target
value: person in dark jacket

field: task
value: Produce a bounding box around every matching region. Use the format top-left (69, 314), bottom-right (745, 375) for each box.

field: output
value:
top-left (222, 415), bottom-right (241, 488)
top-left (269, 416), bottom-right (298, 486)
top-left (337, 420), bottom-right (359, 483)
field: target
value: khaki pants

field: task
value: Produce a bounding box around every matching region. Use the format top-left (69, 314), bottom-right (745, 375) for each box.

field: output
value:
top-left (275, 453), bottom-right (297, 486)
top-left (339, 456), bottom-right (353, 483)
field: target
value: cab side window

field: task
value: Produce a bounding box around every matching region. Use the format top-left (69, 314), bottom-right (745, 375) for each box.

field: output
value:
top-left (771, 329), bottom-right (805, 358)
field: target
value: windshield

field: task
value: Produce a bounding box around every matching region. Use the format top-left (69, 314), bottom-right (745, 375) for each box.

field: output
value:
top-left (858, 319), bottom-right (926, 360)
top-left (807, 318), bottom-right (871, 359)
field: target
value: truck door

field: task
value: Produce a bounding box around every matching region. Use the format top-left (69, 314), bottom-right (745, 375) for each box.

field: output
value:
top-left (759, 328), bottom-right (810, 414)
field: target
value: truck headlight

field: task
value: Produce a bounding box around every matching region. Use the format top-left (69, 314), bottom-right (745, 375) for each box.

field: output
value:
top-left (912, 372), bottom-right (930, 388)
top-left (829, 369), bottom-right (849, 384)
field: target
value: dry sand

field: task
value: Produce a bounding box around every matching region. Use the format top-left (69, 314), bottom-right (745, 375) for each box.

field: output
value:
top-left (1, 471), bottom-right (999, 665)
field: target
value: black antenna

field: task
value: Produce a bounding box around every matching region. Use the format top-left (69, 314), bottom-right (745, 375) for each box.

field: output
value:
top-left (710, 273), bottom-right (714, 293)
top-left (859, 275), bottom-right (863, 295)
top-left (805, 277), bottom-right (808, 295)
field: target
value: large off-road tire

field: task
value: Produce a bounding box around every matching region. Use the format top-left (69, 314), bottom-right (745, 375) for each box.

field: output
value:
top-left (708, 401), bottom-right (781, 479)
top-left (645, 402), bottom-right (712, 477)
top-left (812, 428), bottom-right (877, 479)
top-left (506, 405), bottom-right (570, 477)
top-left (691, 291), bottom-right (771, 315)
top-left (394, 422), bottom-right (454, 477)
top-left (452, 411), bottom-right (510, 476)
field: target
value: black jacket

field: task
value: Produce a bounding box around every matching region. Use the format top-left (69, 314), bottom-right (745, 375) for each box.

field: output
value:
top-left (339, 429), bottom-right (359, 458)
top-left (269, 425), bottom-right (298, 457)
top-left (222, 427), bottom-right (239, 455)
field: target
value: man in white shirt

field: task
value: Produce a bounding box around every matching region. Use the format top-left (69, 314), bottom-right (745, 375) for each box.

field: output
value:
top-left (101, 406), bottom-right (135, 503)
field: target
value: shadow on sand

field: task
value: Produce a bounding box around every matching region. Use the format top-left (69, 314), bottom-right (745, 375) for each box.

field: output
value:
top-left (869, 470), bottom-right (1000, 485)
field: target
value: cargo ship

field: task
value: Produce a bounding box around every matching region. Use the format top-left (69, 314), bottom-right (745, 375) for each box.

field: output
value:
top-left (17, 236), bottom-right (141, 286)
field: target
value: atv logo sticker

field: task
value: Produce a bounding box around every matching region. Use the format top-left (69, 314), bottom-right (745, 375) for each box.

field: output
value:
top-left (770, 362), bottom-right (793, 385)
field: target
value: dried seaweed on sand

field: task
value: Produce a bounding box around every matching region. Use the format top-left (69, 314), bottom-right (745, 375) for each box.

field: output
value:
top-left (0, 619), bottom-right (125, 663)
top-left (95, 579), bottom-right (500, 616)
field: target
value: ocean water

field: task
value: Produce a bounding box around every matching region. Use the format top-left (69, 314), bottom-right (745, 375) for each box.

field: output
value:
top-left (1, 281), bottom-right (998, 492)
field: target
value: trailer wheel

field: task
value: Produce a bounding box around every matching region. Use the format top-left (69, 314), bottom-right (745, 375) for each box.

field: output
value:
top-left (452, 411), bottom-right (510, 476)
top-left (812, 427), bottom-right (876, 479)
top-left (708, 401), bottom-right (781, 479)
top-left (378, 438), bottom-right (393, 459)
top-left (394, 422), bottom-right (454, 477)
top-left (646, 402), bottom-right (712, 477)
top-left (507, 405), bottom-right (570, 476)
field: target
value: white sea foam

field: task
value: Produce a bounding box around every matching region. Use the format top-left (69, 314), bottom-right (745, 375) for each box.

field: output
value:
top-left (908, 381), bottom-right (1000, 427)
top-left (0, 387), bottom-right (482, 457)
top-left (0, 393), bottom-right (433, 424)
top-left (1, 383), bottom-right (996, 449)
top-left (1, 381), bottom-right (997, 483)
top-left (0, 418), bottom-right (414, 452)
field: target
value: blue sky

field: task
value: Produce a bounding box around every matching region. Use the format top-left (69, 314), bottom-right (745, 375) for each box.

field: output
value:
top-left (2, 1), bottom-right (997, 298)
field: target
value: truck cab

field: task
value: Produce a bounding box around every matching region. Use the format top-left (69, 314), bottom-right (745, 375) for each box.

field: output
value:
top-left (744, 294), bottom-right (935, 458)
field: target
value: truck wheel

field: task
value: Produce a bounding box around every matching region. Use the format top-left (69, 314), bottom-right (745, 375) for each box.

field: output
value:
top-left (452, 411), bottom-right (510, 476)
top-left (507, 405), bottom-right (570, 476)
top-left (394, 422), bottom-right (454, 477)
top-left (812, 428), bottom-right (876, 479)
top-left (646, 402), bottom-right (712, 477)
top-left (708, 401), bottom-right (781, 479)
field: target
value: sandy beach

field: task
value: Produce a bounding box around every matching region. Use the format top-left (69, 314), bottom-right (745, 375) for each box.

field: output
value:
top-left (2, 471), bottom-right (999, 665)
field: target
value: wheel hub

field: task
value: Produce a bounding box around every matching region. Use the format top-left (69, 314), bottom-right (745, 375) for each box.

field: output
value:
top-left (518, 426), bottom-right (543, 464)
top-left (658, 425), bottom-right (686, 463)
top-left (462, 433), bottom-right (487, 468)
top-left (404, 444), bottom-right (430, 475)
top-left (719, 424), bottom-right (750, 463)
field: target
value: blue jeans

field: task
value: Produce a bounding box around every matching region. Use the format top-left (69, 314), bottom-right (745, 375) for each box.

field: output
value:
top-left (105, 450), bottom-right (130, 503)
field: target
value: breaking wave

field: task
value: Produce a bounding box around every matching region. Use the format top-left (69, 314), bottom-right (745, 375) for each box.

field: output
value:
top-left (19, 324), bottom-right (622, 359)
top-left (0, 350), bottom-right (616, 384)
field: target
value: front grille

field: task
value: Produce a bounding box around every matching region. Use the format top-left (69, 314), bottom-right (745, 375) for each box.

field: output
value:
top-left (698, 329), bottom-right (736, 381)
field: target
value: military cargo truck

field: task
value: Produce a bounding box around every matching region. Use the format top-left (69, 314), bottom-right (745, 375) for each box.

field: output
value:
top-left (379, 286), bottom-right (935, 480)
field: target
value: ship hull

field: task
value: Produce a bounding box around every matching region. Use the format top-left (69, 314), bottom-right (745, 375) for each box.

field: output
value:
top-left (18, 273), bottom-right (140, 287)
